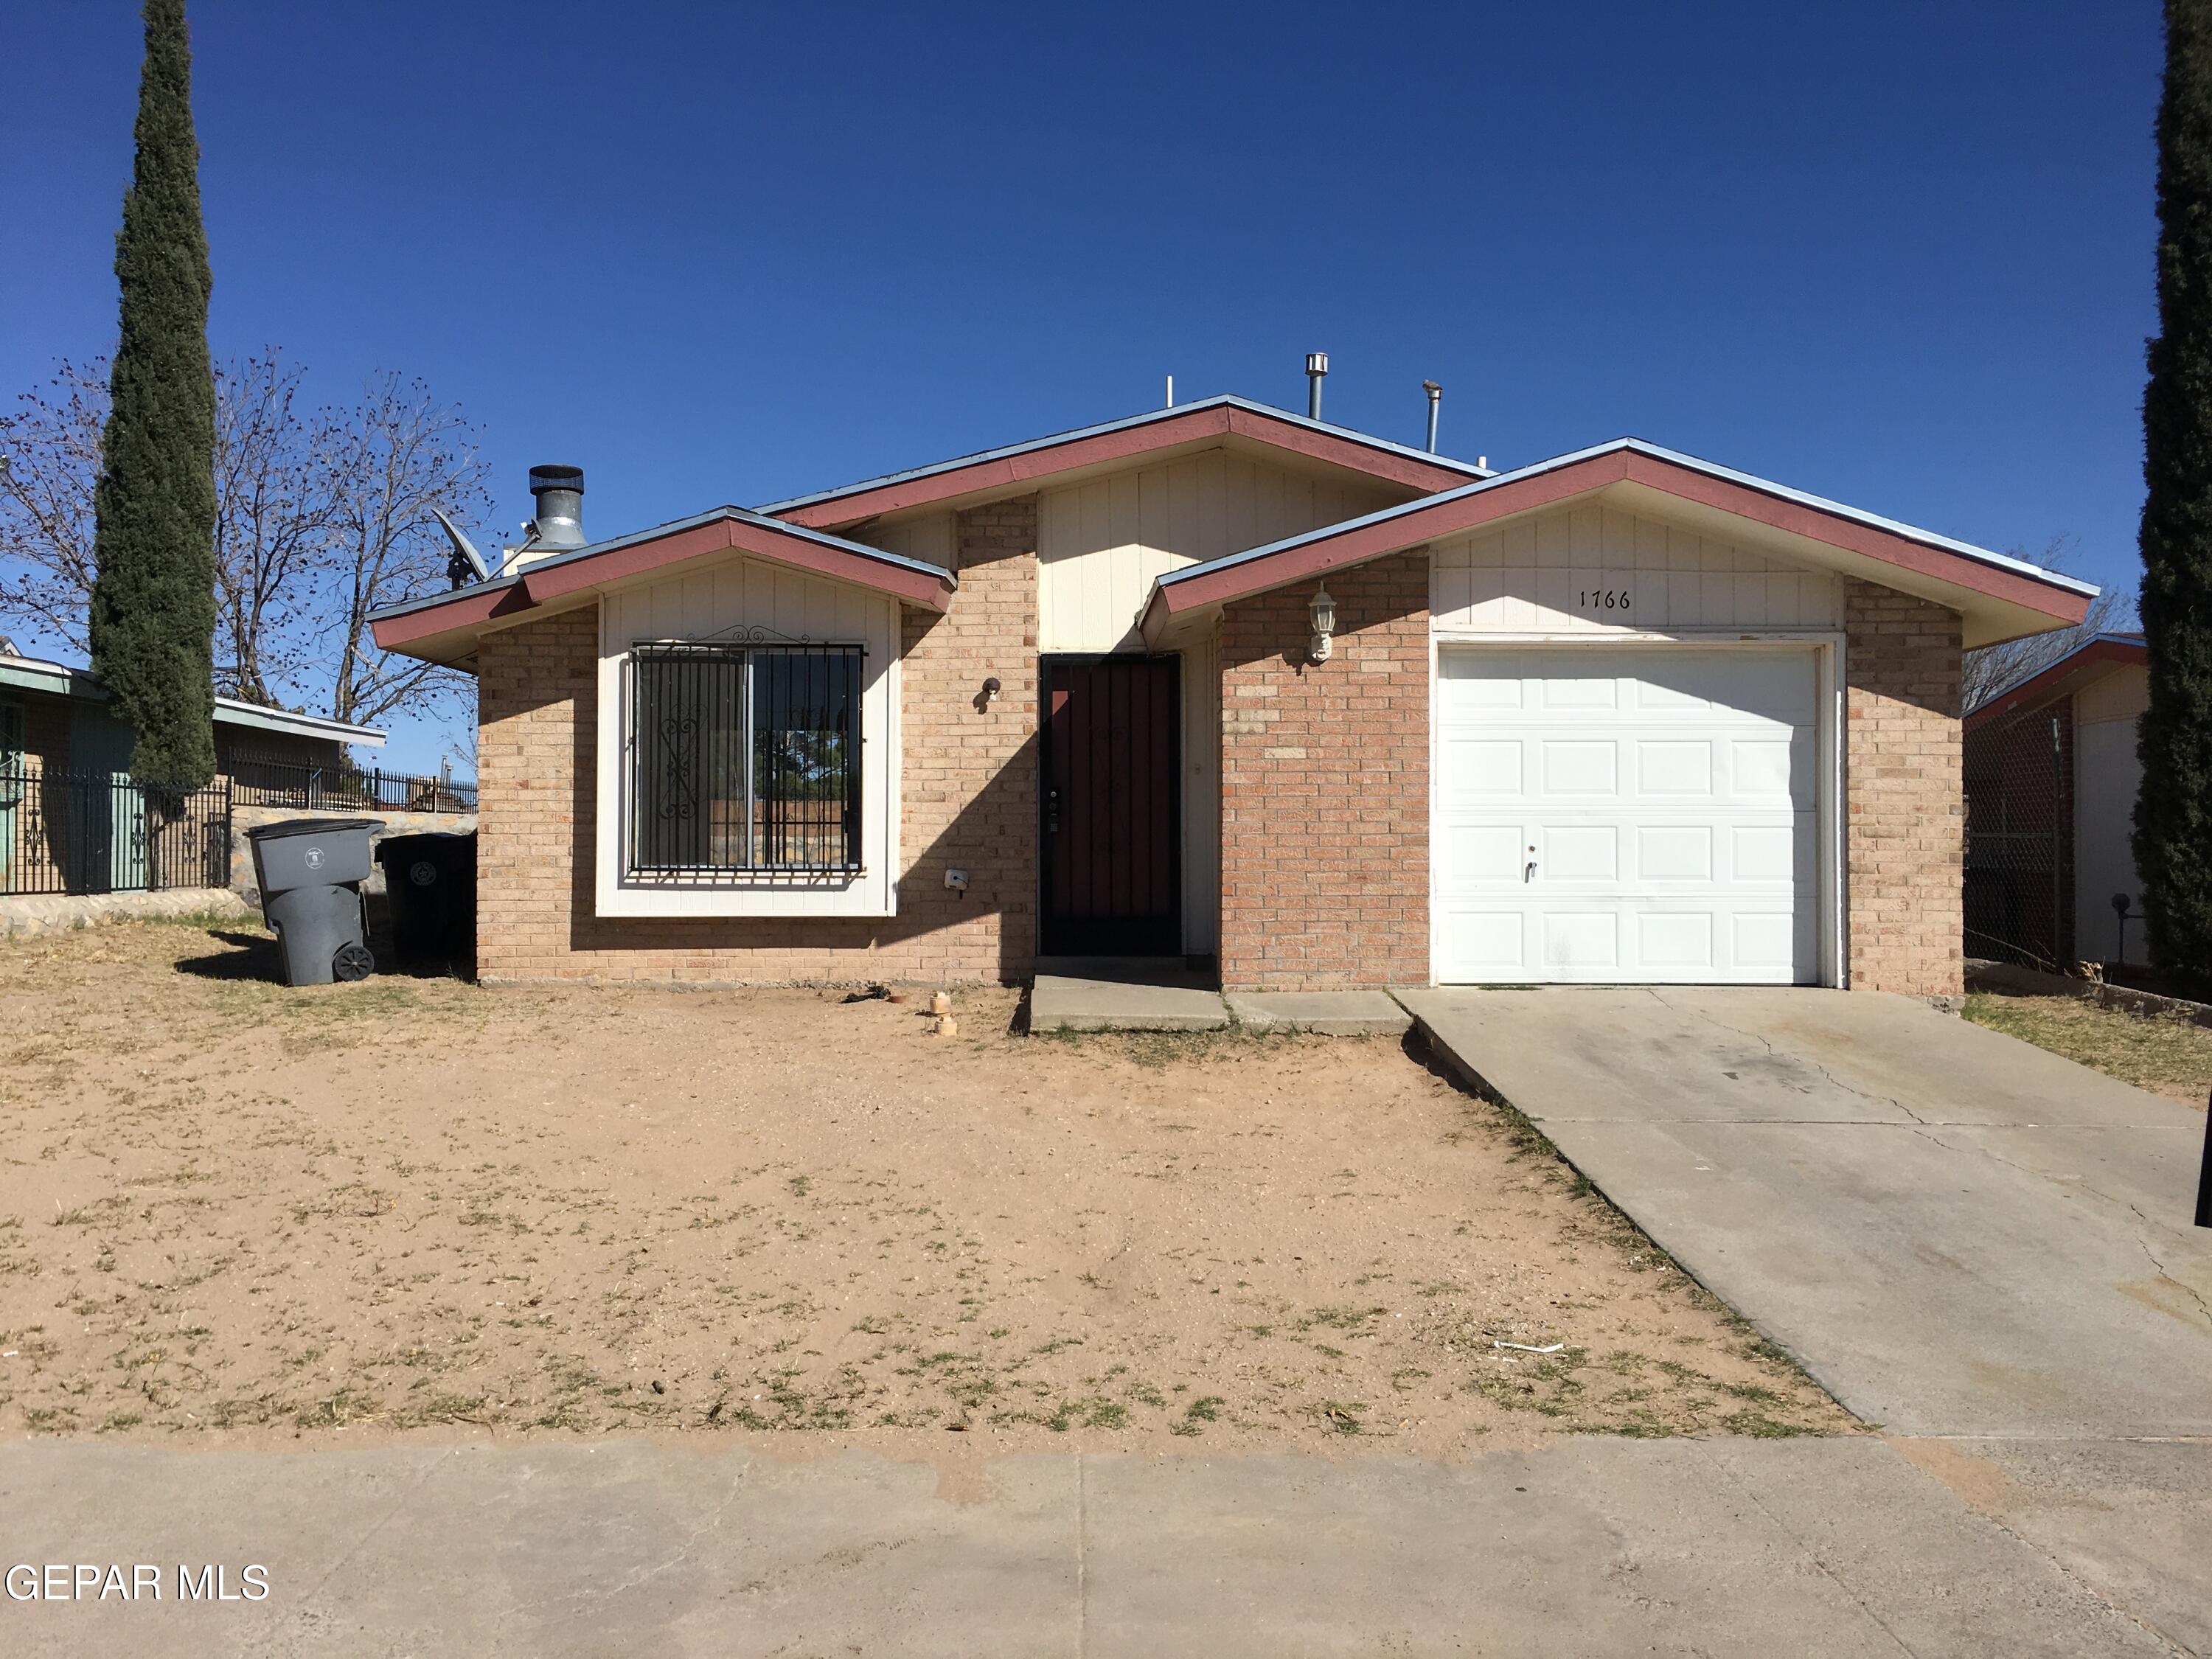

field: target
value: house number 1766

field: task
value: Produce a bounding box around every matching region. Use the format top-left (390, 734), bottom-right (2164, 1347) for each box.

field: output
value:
top-left (1578, 588), bottom-right (1631, 611)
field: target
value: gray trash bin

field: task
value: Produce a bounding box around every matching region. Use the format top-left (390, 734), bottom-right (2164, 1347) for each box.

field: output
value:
top-left (245, 818), bottom-right (379, 987)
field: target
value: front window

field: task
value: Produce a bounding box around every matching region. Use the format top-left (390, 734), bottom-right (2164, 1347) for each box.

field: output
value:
top-left (628, 643), bottom-right (863, 876)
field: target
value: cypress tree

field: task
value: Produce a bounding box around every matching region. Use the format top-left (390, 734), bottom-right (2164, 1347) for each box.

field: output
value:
top-left (2138, 0), bottom-right (2212, 994)
top-left (88, 0), bottom-right (217, 789)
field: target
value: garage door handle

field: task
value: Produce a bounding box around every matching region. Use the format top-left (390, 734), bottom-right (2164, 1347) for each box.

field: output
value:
top-left (1524, 859), bottom-right (1537, 883)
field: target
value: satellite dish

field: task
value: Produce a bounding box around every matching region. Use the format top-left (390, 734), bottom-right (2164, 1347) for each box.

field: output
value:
top-left (431, 507), bottom-right (491, 587)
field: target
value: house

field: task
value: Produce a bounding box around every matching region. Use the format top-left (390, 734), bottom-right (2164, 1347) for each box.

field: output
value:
top-left (1963, 633), bottom-right (2150, 970)
top-left (0, 644), bottom-right (386, 895)
top-left (369, 391), bottom-right (2093, 995)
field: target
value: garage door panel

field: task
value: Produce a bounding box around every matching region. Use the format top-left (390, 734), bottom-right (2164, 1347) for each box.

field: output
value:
top-left (1435, 647), bottom-right (1821, 985)
top-left (1542, 824), bottom-right (1618, 881)
top-left (1536, 673), bottom-right (1619, 711)
top-left (1635, 740), bottom-right (1713, 796)
top-left (1637, 824), bottom-right (1715, 882)
top-left (1543, 911), bottom-right (1619, 969)
top-left (1436, 909), bottom-right (1526, 977)
top-left (1441, 738), bottom-right (1524, 803)
top-left (1543, 740), bottom-right (1618, 794)
top-left (1437, 823), bottom-right (1526, 887)
top-left (1638, 911), bottom-right (1716, 970)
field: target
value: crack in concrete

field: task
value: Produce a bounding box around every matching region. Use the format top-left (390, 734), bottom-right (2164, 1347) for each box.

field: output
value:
top-left (1692, 1441), bottom-right (1922, 1658)
top-left (255, 1446), bottom-right (462, 1656)
top-left (574, 1461), bottom-right (752, 1608)
top-left (1905, 1130), bottom-right (2212, 1334)
top-left (1075, 1451), bottom-right (1088, 1659)
top-left (2127, 1205), bottom-right (2212, 1332)
top-left (1646, 990), bottom-right (1930, 1124)
top-left (1881, 1440), bottom-right (2200, 1659)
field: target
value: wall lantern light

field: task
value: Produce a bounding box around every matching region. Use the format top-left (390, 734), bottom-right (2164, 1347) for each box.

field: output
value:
top-left (1309, 583), bottom-right (1336, 664)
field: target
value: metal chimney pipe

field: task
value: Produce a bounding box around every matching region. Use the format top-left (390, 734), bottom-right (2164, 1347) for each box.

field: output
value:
top-left (1423, 380), bottom-right (1442, 452)
top-left (527, 465), bottom-right (586, 549)
top-left (1305, 352), bottom-right (1329, 420)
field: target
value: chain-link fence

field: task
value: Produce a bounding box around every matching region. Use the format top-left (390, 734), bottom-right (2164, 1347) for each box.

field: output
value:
top-left (1962, 706), bottom-right (2072, 970)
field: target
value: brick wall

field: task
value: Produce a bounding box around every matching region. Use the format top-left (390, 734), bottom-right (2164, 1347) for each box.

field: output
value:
top-left (1217, 552), bottom-right (1430, 990)
top-left (1845, 580), bottom-right (1964, 995)
top-left (475, 498), bottom-right (1040, 986)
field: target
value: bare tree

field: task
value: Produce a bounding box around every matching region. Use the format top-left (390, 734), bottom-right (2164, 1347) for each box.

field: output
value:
top-left (321, 372), bottom-right (490, 730)
top-left (0, 360), bottom-right (107, 654)
top-left (212, 352), bottom-right (333, 706)
top-left (1962, 537), bottom-right (2134, 712)
top-left (1, 356), bottom-right (490, 738)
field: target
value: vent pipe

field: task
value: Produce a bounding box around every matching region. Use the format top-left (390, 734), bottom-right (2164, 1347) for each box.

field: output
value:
top-left (1423, 380), bottom-right (1442, 452)
top-left (1304, 352), bottom-right (1329, 420)
top-left (527, 465), bottom-right (586, 549)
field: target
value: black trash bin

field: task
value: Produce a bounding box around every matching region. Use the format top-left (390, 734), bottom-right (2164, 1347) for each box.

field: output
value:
top-left (375, 831), bottom-right (477, 975)
top-left (245, 818), bottom-right (379, 986)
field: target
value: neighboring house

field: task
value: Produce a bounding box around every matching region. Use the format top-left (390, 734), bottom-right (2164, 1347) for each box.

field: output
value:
top-left (0, 645), bottom-right (386, 896)
top-left (370, 393), bottom-right (2092, 995)
top-left (1963, 633), bottom-right (2150, 970)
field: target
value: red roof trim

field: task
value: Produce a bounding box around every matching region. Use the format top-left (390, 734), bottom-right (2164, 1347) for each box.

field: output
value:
top-left (370, 581), bottom-right (533, 652)
top-left (1964, 637), bottom-right (2148, 733)
top-left (369, 515), bottom-right (954, 656)
top-left (773, 403), bottom-right (1473, 530)
top-left (518, 518), bottom-right (955, 611)
top-left (1152, 448), bottom-right (2096, 625)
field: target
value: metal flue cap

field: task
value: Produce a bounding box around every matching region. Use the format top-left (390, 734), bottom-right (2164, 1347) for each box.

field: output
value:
top-left (529, 465), bottom-right (585, 497)
top-left (1305, 352), bottom-right (1329, 377)
top-left (526, 465), bottom-right (586, 549)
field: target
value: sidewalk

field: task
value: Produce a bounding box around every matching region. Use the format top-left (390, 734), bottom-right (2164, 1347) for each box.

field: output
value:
top-left (0, 1437), bottom-right (2177, 1657)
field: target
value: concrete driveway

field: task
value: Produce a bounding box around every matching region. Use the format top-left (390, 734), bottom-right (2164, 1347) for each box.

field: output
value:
top-left (1399, 986), bottom-right (2212, 1652)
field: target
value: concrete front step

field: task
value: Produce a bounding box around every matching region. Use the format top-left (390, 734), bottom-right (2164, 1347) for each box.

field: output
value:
top-left (1225, 990), bottom-right (1411, 1037)
top-left (1029, 961), bottom-right (1413, 1037)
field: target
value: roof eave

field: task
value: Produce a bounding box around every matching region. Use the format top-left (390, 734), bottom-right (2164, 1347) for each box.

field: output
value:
top-left (764, 396), bottom-right (1493, 530)
top-left (1149, 440), bottom-right (2096, 647)
top-left (368, 509), bottom-right (955, 664)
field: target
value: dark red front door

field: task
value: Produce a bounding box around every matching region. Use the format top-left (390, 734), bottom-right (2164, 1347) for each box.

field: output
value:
top-left (1041, 656), bottom-right (1180, 956)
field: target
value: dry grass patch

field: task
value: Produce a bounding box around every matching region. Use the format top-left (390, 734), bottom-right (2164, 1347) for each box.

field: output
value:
top-left (1964, 992), bottom-right (2212, 1107)
top-left (0, 919), bottom-right (1851, 1453)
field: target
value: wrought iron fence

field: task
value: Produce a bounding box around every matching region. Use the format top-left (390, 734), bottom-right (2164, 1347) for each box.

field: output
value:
top-left (0, 764), bottom-right (232, 897)
top-left (227, 751), bottom-right (476, 814)
top-left (1963, 707), bottom-right (2069, 970)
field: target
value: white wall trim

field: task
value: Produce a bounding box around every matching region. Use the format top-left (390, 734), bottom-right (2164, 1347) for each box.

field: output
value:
top-left (1425, 630), bottom-right (1845, 988)
top-left (592, 585), bottom-right (900, 919)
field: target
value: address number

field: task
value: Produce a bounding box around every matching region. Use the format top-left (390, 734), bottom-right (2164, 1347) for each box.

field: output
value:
top-left (1578, 588), bottom-right (1632, 611)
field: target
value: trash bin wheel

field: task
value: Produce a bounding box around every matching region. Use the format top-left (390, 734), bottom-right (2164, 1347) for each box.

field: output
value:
top-left (332, 942), bottom-right (376, 982)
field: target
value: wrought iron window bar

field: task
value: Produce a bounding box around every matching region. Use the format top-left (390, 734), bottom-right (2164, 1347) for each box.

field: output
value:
top-left (629, 641), bottom-right (863, 877)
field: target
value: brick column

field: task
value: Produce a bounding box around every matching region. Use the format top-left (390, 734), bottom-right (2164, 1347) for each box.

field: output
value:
top-left (1845, 581), bottom-right (1964, 995)
top-left (1217, 552), bottom-right (1430, 990)
top-left (476, 605), bottom-right (598, 983)
top-left (894, 497), bottom-right (1040, 981)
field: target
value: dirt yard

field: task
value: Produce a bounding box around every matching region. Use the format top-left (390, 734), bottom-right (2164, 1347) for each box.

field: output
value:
top-left (0, 918), bottom-right (1847, 1455)
top-left (1965, 991), bottom-right (2212, 1106)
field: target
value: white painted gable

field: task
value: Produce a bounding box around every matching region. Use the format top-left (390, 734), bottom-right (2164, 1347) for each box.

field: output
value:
top-left (1430, 501), bottom-right (1844, 635)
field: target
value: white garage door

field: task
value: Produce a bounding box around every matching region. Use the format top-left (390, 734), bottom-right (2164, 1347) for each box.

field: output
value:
top-left (1434, 647), bottom-right (1821, 984)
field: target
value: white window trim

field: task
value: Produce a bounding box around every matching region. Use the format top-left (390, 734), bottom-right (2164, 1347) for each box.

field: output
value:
top-left (594, 602), bottom-right (901, 919)
top-left (1425, 627), bottom-right (1846, 989)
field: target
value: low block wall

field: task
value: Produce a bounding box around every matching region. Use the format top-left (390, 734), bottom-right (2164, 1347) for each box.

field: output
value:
top-left (231, 805), bottom-right (476, 902)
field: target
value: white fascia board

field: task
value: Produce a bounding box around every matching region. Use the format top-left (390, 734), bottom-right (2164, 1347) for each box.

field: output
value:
top-left (212, 698), bottom-right (387, 748)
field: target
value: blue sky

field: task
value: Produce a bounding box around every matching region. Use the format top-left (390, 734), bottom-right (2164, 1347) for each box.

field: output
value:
top-left (1, 1), bottom-right (2163, 773)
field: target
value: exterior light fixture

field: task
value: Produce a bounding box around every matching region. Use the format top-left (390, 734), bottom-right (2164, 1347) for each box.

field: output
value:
top-left (982, 676), bottom-right (1002, 704)
top-left (1309, 583), bottom-right (1336, 664)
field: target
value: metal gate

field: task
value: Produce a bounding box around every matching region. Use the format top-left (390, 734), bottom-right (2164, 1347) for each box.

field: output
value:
top-left (1963, 709), bottom-right (2069, 970)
